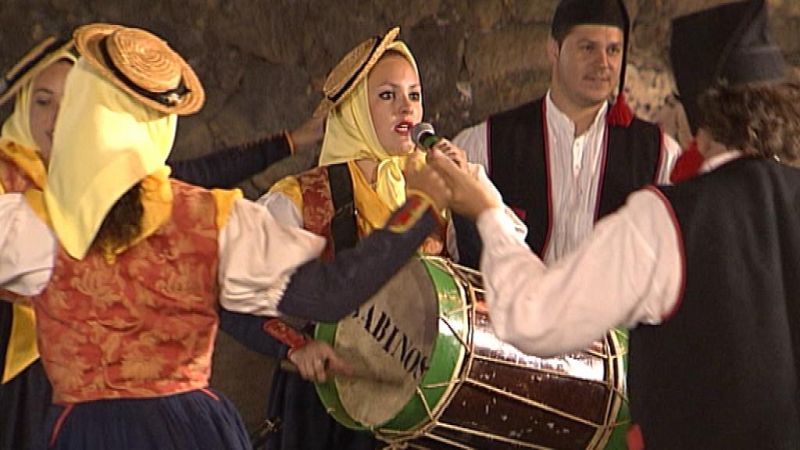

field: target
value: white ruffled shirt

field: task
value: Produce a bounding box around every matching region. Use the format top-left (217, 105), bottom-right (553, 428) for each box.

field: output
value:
top-left (0, 195), bottom-right (326, 317)
top-left (453, 92), bottom-right (683, 264)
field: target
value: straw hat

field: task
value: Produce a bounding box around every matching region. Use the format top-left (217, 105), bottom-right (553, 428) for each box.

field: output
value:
top-left (74, 23), bottom-right (204, 115)
top-left (0, 37), bottom-right (76, 107)
top-left (316, 27), bottom-right (400, 115)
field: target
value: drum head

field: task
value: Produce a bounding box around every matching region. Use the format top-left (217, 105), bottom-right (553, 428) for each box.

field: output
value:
top-left (333, 258), bottom-right (439, 426)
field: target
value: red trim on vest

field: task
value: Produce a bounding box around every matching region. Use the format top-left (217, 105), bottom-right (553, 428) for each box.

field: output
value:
top-left (485, 120), bottom-right (492, 176)
top-left (644, 185), bottom-right (686, 321)
top-left (654, 127), bottom-right (666, 183)
top-left (49, 404), bottom-right (74, 448)
top-left (540, 100), bottom-right (554, 258)
top-left (592, 121), bottom-right (611, 222)
top-left (200, 388), bottom-right (220, 401)
top-left (626, 423), bottom-right (645, 450)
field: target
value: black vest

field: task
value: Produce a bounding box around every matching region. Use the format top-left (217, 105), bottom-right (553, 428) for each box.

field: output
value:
top-left (630, 158), bottom-right (800, 449)
top-left (489, 98), bottom-right (664, 255)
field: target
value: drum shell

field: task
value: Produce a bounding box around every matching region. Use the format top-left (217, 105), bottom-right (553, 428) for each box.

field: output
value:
top-left (316, 257), bottom-right (629, 449)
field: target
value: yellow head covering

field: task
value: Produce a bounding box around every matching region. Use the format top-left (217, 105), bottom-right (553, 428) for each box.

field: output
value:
top-left (1, 48), bottom-right (77, 152)
top-left (1, 82), bottom-right (37, 151)
top-left (45, 57), bottom-right (177, 259)
top-left (318, 41), bottom-right (419, 210)
top-left (0, 51), bottom-right (78, 191)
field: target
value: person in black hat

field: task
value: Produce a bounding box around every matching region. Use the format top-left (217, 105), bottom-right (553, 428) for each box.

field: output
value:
top-left (451, 0), bottom-right (682, 268)
top-left (427, 0), bottom-right (800, 448)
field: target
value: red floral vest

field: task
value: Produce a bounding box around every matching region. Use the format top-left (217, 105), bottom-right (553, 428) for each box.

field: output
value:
top-left (296, 165), bottom-right (446, 258)
top-left (31, 181), bottom-right (221, 404)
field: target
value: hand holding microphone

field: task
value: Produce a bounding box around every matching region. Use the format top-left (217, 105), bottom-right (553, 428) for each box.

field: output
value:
top-left (412, 122), bottom-right (468, 170)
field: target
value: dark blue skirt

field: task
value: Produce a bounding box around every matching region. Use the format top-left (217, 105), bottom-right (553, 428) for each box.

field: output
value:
top-left (0, 359), bottom-right (51, 450)
top-left (265, 370), bottom-right (376, 450)
top-left (43, 389), bottom-right (250, 450)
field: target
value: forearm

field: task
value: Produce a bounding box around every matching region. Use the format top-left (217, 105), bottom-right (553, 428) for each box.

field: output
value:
top-left (278, 196), bottom-right (440, 322)
top-left (217, 309), bottom-right (288, 358)
top-left (478, 190), bottom-right (682, 357)
top-left (169, 134), bottom-right (291, 188)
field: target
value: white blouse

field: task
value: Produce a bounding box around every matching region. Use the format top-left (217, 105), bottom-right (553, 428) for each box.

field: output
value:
top-left (0, 195), bottom-right (326, 317)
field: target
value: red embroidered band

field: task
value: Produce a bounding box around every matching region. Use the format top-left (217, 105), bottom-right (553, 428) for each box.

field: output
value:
top-left (263, 319), bottom-right (308, 356)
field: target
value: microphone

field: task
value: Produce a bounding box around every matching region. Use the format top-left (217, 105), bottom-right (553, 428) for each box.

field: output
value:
top-left (411, 122), bottom-right (443, 151)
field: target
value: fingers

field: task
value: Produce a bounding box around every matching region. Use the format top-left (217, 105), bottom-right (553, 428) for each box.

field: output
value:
top-left (427, 149), bottom-right (464, 182)
top-left (431, 139), bottom-right (467, 169)
top-left (289, 341), bottom-right (329, 383)
top-left (325, 353), bottom-right (355, 377)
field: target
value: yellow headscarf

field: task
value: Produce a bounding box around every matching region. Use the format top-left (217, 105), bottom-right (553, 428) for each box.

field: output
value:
top-left (44, 57), bottom-right (177, 260)
top-left (0, 51), bottom-right (78, 189)
top-left (318, 41), bottom-right (419, 211)
top-left (1, 82), bottom-right (37, 151)
top-left (0, 49), bottom-right (77, 383)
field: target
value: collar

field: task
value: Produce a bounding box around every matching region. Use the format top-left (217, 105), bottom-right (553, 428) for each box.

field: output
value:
top-left (700, 150), bottom-right (744, 173)
top-left (545, 90), bottom-right (609, 138)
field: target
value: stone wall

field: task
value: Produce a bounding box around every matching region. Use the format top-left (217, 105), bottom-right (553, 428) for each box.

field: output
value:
top-left (3, 0), bottom-right (799, 432)
top-left (3, 0), bottom-right (799, 181)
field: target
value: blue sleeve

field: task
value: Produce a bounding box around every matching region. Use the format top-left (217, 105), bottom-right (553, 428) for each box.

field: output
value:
top-left (217, 308), bottom-right (289, 359)
top-left (452, 212), bottom-right (483, 269)
top-left (168, 134), bottom-right (291, 188)
top-left (278, 205), bottom-right (439, 323)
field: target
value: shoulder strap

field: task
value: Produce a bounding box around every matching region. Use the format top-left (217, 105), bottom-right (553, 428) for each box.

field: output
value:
top-left (328, 163), bottom-right (358, 255)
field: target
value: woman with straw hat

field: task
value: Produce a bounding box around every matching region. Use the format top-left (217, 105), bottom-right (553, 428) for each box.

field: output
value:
top-left (252, 27), bottom-right (525, 450)
top-left (0, 32), bottom-right (324, 450)
top-left (0, 23), bottom-right (449, 449)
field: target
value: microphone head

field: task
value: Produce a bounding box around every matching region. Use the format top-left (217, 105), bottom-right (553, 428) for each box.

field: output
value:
top-left (411, 122), bottom-right (436, 149)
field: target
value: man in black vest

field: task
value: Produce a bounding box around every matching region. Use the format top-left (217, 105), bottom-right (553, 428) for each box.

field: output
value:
top-left (430, 0), bottom-right (800, 448)
top-left (452, 0), bottom-right (681, 267)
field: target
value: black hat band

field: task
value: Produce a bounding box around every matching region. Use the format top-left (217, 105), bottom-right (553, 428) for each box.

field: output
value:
top-left (99, 36), bottom-right (190, 107)
top-left (326, 35), bottom-right (382, 104)
top-left (0, 38), bottom-right (71, 98)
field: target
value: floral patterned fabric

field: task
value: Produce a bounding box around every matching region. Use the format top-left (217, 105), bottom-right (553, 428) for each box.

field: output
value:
top-left (30, 180), bottom-right (221, 404)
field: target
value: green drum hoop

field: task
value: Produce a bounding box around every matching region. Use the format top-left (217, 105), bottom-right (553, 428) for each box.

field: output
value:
top-left (314, 256), bottom-right (468, 434)
top-left (316, 256), bottom-right (631, 449)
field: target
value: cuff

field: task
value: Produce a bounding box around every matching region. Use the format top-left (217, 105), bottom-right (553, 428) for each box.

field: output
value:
top-left (476, 206), bottom-right (522, 247)
top-left (263, 319), bottom-right (308, 357)
top-left (386, 190), bottom-right (443, 232)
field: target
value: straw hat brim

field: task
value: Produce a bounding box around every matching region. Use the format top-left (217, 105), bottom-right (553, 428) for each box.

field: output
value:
top-left (74, 23), bottom-right (204, 116)
top-left (0, 38), bottom-right (76, 108)
top-left (316, 27), bottom-right (400, 116)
